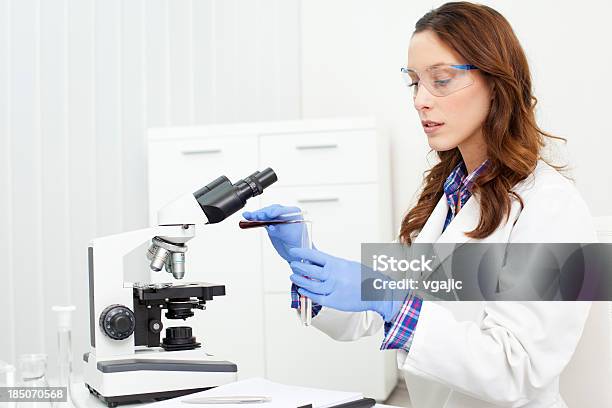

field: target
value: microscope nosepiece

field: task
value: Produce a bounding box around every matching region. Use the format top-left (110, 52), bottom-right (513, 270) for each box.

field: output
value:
top-left (148, 238), bottom-right (188, 277)
top-left (148, 244), bottom-right (170, 272)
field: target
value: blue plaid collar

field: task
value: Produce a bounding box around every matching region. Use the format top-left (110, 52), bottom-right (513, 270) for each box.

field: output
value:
top-left (443, 159), bottom-right (490, 198)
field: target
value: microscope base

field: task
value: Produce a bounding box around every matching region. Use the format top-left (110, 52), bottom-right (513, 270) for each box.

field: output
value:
top-left (86, 383), bottom-right (212, 407)
top-left (83, 350), bottom-right (238, 407)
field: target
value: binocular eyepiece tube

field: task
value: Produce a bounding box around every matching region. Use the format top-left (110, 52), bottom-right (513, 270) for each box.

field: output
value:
top-left (147, 237), bottom-right (188, 279)
top-left (194, 167), bottom-right (278, 224)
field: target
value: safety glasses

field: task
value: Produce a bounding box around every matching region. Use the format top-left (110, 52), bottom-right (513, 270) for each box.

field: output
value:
top-left (401, 64), bottom-right (479, 97)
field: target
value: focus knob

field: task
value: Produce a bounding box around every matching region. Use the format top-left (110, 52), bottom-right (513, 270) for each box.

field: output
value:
top-left (99, 304), bottom-right (135, 340)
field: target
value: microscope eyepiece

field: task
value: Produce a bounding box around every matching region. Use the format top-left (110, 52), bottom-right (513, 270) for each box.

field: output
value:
top-left (193, 168), bottom-right (278, 224)
top-left (256, 167), bottom-right (278, 188)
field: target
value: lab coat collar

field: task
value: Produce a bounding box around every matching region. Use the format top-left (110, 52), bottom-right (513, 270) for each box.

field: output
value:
top-left (413, 193), bottom-right (481, 267)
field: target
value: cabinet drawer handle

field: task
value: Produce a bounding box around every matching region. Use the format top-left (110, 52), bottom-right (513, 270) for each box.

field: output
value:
top-left (297, 197), bottom-right (340, 204)
top-left (181, 148), bottom-right (222, 155)
top-left (295, 144), bottom-right (338, 150)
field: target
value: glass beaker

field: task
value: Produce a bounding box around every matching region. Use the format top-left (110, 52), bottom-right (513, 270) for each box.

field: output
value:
top-left (17, 354), bottom-right (52, 408)
top-left (1, 361), bottom-right (16, 408)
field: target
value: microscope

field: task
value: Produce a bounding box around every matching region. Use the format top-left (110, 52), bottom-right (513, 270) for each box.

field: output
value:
top-left (83, 168), bottom-right (277, 407)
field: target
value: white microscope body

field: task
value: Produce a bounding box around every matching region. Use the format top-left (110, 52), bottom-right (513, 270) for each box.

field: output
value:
top-left (83, 169), bottom-right (277, 407)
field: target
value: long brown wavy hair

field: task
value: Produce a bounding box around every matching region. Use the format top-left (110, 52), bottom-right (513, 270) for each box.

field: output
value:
top-left (399, 1), bottom-right (565, 245)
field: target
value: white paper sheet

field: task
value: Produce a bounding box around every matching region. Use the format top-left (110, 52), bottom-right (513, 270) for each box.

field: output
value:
top-left (140, 378), bottom-right (363, 408)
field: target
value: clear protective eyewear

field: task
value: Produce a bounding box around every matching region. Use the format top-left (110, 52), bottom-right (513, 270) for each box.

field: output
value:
top-left (401, 64), bottom-right (479, 97)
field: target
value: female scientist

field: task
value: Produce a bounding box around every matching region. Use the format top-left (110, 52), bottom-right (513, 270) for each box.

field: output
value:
top-left (243, 2), bottom-right (596, 407)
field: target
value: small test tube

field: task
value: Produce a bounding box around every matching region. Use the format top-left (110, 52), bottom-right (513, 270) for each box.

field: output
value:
top-left (300, 296), bottom-right (312, 326)
top-left (299, 219), bottom-right (313, 326)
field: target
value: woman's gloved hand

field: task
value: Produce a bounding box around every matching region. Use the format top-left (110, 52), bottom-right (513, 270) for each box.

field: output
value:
top-left (288, 247), bottom-right (409, 323)
top-left (242, 204), bottom-right (308, 263)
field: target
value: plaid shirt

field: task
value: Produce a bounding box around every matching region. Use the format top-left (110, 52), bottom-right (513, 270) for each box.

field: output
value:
top-left (380, 294), bottom-right (423, 351)
top-left (443, 159), bottom-right (490, 231)
top-left (293, 159), bottom-right (490, 352)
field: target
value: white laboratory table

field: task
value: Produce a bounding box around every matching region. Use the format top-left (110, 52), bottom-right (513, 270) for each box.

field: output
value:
top-left (71, 383), bottom-right (402, 408)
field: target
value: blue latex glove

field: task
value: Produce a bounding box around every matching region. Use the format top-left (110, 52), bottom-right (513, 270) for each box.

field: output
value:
top-left (242, 204), bottom-right (309, 263)
top-left (288, 247), bottom-right (409, 323)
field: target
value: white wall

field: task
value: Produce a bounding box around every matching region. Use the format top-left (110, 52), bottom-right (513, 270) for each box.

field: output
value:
top-left (300, 0), bottom-right (612, 226)
top-left (0, 0), bottom-right (301, 377)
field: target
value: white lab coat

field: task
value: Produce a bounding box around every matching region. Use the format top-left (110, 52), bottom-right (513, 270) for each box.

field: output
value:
top-left (308, 160), bottom-right (597, 408)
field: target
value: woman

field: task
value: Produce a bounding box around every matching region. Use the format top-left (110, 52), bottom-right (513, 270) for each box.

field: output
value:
top-left (243, 2), bottom-right (596, 407)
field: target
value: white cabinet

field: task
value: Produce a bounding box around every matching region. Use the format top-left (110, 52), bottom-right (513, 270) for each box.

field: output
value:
top-left (259, 131), bottom-right (378, 185)
top-left (147, 117), bottom-right (396, 400)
